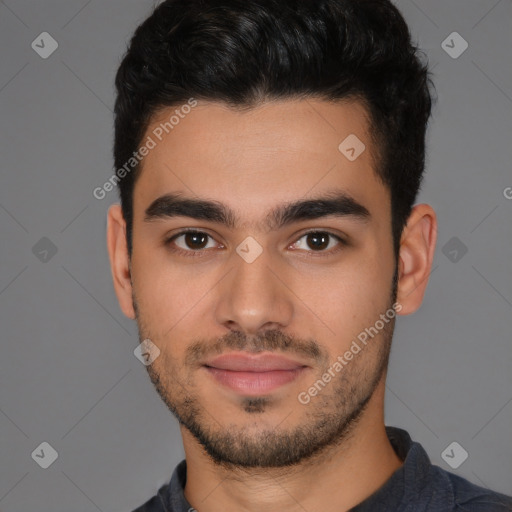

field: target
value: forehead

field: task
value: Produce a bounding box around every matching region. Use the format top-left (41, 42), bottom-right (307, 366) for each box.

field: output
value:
top-left (132, 98), bottom-right (389, 229)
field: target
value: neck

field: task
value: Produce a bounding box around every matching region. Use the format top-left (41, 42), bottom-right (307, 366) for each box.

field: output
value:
top-left (182, 380), bottom-right (402, 512)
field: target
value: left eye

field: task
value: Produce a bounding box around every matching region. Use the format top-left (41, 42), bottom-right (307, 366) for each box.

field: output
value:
top-left (291, 231), bottom-right (344, 253)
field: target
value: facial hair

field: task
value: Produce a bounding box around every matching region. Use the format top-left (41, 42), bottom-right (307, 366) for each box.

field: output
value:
top-left (133, 276), bottom-right (397, 470)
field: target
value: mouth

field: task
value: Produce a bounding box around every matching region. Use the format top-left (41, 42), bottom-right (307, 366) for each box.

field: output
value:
top-left (203, 352), bottom-right (309, 395)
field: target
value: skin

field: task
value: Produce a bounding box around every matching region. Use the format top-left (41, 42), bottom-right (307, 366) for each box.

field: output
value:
top-left (107, 98), bottom-right (437, 512)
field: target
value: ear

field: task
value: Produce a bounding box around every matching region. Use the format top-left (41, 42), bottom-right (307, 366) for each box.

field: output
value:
top-left (106, 204), bottom-right (136, 319)
top-left (396, 203), bottom-right (437, 315)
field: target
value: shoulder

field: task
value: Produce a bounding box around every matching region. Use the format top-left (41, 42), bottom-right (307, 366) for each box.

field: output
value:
top-left (385, 427), bottom-right (512, 512)
top-left (130, 484), bottom-right (169, 512)
top-left (436, 468), bottom-right (512, 511)
top-left (131, 459), bottom-right (189, 512)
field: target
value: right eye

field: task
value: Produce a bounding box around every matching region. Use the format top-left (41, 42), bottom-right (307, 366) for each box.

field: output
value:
top-left (165, 230), bottom-right (222, 257)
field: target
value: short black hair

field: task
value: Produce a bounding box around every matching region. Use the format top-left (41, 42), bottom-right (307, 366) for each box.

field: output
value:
top-left (113, 0), bottom-right (435, 258)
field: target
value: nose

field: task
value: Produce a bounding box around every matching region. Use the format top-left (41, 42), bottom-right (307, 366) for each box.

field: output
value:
top-left (214, 246), bottom-right (294, 336)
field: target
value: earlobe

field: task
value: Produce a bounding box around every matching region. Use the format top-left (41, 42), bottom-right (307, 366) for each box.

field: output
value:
top-left (396, 204), bottom-right (437, 315)
top-left (106, 204), bottom-right (136, 319)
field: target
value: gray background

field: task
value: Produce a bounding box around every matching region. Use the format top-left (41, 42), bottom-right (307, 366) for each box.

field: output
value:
top-left (0, 1), bottom-right (511, 511)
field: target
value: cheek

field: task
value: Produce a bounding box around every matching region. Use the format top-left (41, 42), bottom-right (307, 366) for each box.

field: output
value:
top-left (301, 253), bottom-right (393, 340)
top-left (131, 250), bottom-right (212, 340)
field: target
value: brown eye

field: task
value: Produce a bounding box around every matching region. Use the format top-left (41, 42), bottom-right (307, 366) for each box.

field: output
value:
top-left (305, 232), bottom-right (330, 251)
top-left (291, 231), bottom-right (346, 255)
top-left (166, 230), bottom-right (218, 256)
top-left (181, 232), bottom-right (209, 250)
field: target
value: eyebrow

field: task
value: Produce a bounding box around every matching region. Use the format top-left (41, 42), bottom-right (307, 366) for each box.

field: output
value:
top-left (143, 190), bottom-right (371, 231)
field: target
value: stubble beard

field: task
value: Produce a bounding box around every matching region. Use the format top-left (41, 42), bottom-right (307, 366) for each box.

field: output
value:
top-left (134, 282), bottom-right (397, 470)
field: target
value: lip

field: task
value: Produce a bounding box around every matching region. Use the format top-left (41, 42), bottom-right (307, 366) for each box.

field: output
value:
top-left (205, 352), bottom-right (307, 371)
top-left (203, 352), bottom-right (309, 395)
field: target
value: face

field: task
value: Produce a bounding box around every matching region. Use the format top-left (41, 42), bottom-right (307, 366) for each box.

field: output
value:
top-left (127, 98), bottom-right (399, 468)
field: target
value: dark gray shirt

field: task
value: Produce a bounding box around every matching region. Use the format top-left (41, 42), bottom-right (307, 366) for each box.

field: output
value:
top-left (132, 426), bottom-right (512, 511)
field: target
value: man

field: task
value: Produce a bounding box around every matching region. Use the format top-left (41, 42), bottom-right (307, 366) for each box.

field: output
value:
top-left (106, 0), bottom-right (512, 510)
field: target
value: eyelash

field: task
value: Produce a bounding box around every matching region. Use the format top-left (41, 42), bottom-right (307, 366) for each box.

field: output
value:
top-left (164, 228), bottom-right (347, 259)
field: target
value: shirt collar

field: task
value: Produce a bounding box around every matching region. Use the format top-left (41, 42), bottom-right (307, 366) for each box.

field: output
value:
top-left (349, 426), bottom-right (431, 511)
top-left (161, 426), bottom-right (441, 512)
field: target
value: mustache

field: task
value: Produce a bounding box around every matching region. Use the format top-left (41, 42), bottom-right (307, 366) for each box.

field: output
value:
top-left (185, 329), bottom-right (326, 367)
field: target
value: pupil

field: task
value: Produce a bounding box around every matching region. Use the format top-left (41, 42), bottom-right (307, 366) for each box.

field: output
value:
top-left (186, 232), bottom-right (207, 249)
top-left (308, 233), bottom-right (328, 251)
